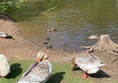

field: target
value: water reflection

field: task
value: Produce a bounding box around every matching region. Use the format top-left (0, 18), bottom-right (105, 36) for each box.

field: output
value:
top-left (17, 0), bottom-right (118, 51)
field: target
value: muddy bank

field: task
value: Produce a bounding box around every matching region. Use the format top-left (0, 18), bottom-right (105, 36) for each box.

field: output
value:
top-left (0, 19), bottom-right (73, 62)
top-left (0, 20), bottom-right (37, 60)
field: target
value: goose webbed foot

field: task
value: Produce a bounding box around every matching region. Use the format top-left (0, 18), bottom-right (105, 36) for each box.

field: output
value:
top-left (81, 71), bottom-right (89, 79)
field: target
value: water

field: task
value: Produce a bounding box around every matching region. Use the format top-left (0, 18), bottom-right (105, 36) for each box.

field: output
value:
top-left (15, 0), bottom-right (118, 51)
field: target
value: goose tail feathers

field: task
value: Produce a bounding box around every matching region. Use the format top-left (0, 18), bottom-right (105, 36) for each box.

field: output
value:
top-left (94, 64), bottom-right (105, 67)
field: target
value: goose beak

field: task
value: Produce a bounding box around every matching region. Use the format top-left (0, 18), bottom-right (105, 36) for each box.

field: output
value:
top-left (37, 57), bottom-right (40, 62)
top-left (12, 38), bottom-right (15, 40)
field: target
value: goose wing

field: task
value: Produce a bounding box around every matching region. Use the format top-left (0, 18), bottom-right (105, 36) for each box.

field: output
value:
top-left (76, 53), bottom-right (105, 70)
top-left (18, 60), bottom-right (52, 83)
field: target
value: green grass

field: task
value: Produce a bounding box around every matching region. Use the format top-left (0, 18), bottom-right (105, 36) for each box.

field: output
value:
top-left (48, 62), bottom-right (96, 83)
top-left (0, 60), bottom-right (117, 83)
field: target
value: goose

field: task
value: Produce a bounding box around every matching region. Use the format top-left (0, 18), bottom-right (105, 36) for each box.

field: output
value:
top-left (0, 54), bottom-right (10, 77)
top-left (18, 51), bottom-right (52, 83)
top-left (0, 32), bottom-right (15, 40)
top-left (47, 28), bottom-right (56, 32)
top-left (72, 53), bottom-right (105, 79)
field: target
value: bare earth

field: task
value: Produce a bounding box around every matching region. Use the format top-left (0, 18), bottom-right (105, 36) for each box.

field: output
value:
top-left (0, 20), bottom-right (118, 82)
top-left (0, 19), bottom-right (73, 62)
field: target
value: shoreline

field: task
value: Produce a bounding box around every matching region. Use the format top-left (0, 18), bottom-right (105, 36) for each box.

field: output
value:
top-left (0, 19), bottom-right (73, 62)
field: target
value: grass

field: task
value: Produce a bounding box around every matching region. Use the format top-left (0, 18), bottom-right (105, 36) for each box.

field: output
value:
top-left (1, 60), bottom-right (117, 83)
top-left (48, 62), bottom-right (96, 83)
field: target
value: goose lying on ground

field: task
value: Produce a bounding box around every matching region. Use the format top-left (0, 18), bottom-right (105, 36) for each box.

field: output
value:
top-left (18, 50), bottom-right (52, 83)
top-left (0, 54), bottom-right (10, 77)
top-left (72, 53), bottom-right (105, 79)
top-left (0, 32), bottom-right (15, 40)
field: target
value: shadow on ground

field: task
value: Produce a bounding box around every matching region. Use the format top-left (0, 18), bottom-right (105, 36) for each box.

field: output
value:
top-left (6, 63), bottom-right (22, 79)
top-left (89, 70), bottom-right (110, 78)
top-left (47, 72), bottom-right (65, 83)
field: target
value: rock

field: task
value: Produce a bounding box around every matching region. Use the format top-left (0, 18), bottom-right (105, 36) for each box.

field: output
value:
top-left (43, 42), bottom-right (49, 45)
top-left (46, 45), bottom-right (52, 49)
top-left (0, 54), bottom-right (10, 77)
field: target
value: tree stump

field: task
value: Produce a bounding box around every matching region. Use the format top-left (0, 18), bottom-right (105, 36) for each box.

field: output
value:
top-left (81, 35), bottom-right (118, 55)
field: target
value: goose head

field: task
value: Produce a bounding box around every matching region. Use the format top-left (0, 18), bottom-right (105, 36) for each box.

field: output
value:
top-left (37, 51), bottom-right (48, 62)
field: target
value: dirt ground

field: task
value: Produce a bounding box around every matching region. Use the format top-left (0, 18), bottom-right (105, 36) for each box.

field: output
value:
top-left (0, 20), bottom-right (118, 81)
top-left (0, 19), bottom-right (73, 62)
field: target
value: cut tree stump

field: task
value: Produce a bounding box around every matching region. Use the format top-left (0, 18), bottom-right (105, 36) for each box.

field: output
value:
top-left (81, 34), bottom-right (118, 55)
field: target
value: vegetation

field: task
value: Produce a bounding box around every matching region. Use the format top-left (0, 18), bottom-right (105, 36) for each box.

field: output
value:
top-left (0, 0), bottom-right (62, 20)
top-left (0, 0), bottom-right (27, 20)
top-left (0, 0), bottom-right (27, 13)
top-left (7, 0), bottom-right (61, 21)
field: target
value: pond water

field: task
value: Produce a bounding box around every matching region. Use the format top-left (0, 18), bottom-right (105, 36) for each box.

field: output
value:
top-left (16, 0), bottom-right (118, 52)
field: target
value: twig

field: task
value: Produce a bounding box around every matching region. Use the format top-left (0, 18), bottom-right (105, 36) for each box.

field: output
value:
top-left (43, 6), bottom-right (57, 14)
top-left (112, 58), bottom-right (117, 63)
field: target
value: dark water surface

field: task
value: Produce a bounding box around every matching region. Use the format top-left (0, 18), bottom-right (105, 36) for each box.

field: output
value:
top-left (16, 0), bottom-right (118, 51)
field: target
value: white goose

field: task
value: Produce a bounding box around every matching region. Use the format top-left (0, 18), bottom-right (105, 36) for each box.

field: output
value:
top-left (72, 53), bottom-right (105, 79)
top-left (18, 51), bottom-right (52, 83)
top-left (0, 32), bottom-right (15, 40)
top-left (0, 54), bottom-right (10, 77)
